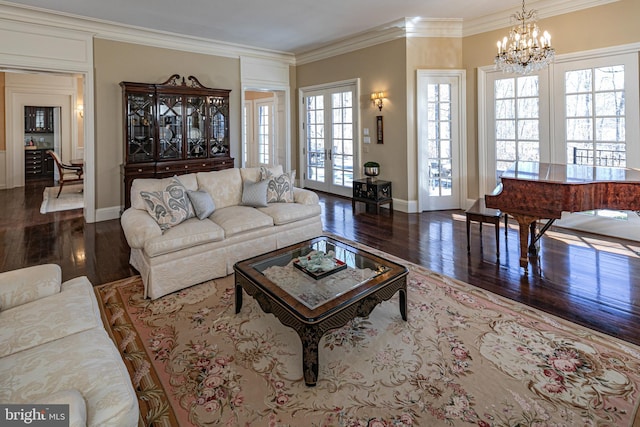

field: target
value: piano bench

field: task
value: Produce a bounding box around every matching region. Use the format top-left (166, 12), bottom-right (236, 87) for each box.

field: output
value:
top-left (465, 198), bottom-right (508, 258)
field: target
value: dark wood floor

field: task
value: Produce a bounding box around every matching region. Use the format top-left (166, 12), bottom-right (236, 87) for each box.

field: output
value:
top-left (2, 180), bottom-right (639, 346)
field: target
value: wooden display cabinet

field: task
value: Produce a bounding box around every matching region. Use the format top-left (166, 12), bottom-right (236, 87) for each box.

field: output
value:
top-left (121, 75), bottom-right (234, 207)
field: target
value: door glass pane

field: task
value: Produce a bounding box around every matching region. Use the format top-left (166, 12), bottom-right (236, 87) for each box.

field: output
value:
top-left (427, 83), bottom-right (452, 196)
top-left (331, 91), bottom-right (354, 187)
top-left (125, 93), bottom-right (154, 162)
top-left (158, 95), bottom-right (182, 159)
top-left (258, 105), bottom-right (270, 164)
top-left (306, 95), bottom-right (325, 183)
top-left (186, 96), bottom-right (205, 158)
top-left (209, 97), bottom-right (228, 156)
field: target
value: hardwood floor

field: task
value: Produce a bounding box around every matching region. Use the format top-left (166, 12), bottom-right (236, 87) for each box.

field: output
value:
top-left (2, 181), bottom-right (639, 346)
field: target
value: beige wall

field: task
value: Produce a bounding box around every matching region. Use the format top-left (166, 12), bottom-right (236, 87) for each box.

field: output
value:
top-left (93, 38), bottom-right (241, 209)
top-left (462, 0), bottom-right (640, 199)
top-left (296, 37), bottom-right (463, 203)
top-left (296, 38), bottom-right (408, 199)
top-left (405, 37), bottom-right (463, 202)
top-left (0, 73), bottom-right (5, 152)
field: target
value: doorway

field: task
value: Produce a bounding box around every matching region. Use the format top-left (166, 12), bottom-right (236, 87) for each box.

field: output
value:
top-left (4, 72), bottom-right (83, 189)
top-left (299, 79), bottom-right (359, 198)
top-left (417, 70), bottom-right (467, 211)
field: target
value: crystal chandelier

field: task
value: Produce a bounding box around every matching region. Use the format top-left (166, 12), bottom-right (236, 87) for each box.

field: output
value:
top-left (495, 0), bottom-right (555, 75)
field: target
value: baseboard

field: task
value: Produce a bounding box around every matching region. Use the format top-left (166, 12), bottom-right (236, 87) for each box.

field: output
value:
top-left (95, 205), bottom-right (122, 222)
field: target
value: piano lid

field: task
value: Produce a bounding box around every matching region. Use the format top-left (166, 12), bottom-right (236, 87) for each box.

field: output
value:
top-left (501, 161), bottom-right (640, 184)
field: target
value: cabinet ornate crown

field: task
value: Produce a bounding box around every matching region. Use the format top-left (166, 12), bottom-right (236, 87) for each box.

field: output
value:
top-left (121, 74), bottom-right (234, 207)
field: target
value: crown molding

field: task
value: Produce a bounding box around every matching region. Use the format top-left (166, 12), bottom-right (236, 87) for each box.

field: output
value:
top-left (296, 18), bottom-right (464, 66)
top-left (0, 1), bottom-right (295, 64)
top-left (462, 0), bottom-right (620, 37)
top-left (0, 0), bottom-right (619, 67)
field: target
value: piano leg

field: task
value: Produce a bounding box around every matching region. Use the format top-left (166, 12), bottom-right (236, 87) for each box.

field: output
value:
top-left (510, 213), bottom-right (540, 272)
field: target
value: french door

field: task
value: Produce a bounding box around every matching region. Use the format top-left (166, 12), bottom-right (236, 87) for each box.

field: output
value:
top-left (301, 81), bottom-right (358, 197)
top-left (417, 70), bottom-right (466, 211)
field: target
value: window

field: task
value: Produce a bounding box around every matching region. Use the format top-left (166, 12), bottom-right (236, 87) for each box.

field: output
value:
top-left (479, 49), bottom-right (640, 240)
top-left (494, 75), bottom-right (541, 181)
top-left (565, 65), bottom-right (626, 167)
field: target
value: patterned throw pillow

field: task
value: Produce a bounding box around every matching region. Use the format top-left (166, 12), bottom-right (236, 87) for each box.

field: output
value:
top-left (265, 173), bottom-right (294, 203)
top-left (242, 179), bottom-right (269, 207)
top-left (259, 166), bottom-right (296, 203)
top-left (140, 191), bottom-right (189, 231)
top-left (140, 176), bottom-right (194, 231)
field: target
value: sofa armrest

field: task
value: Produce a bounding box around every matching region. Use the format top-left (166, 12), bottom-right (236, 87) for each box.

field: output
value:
top-left (34, 389), bottom-right (87, 427)
top-left (293, 187), bottom-right (320, 205)
top-left (0, 264), bottom-right (61, 311)
top-left (121, 208), bottom-right (162, 249)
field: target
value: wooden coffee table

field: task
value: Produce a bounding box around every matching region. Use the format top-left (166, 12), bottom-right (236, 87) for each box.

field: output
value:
top-left (234, 236), bottom-right (408, 386)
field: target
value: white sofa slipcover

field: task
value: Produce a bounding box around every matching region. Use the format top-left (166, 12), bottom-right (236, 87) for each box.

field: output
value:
top-left (0, 264), bottom-right (139, 427)
top-left (121, 166), bottom-right (323, 299)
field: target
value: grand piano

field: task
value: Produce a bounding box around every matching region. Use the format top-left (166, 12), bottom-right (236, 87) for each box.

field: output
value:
top-left (485, 161), bottom-right (640, 271)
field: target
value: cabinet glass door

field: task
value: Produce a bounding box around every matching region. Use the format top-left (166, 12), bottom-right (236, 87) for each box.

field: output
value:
top-left (158, 94), bottom-right (183, 160)
top-left (125, 93), bottom-right (154, 162)
top-left (186, 96), bottom-right (206, 158)
top-left (209, 96), bottom-right (229, 156)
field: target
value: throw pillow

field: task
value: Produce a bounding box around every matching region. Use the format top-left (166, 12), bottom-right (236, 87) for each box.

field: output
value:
top-left (187, 190), bottom-right (216, 220)
top-left (242, 179), bottom-right (269, 207)
top-left (266, 170), bottom-right (296, 203)
top-left (140, 190), bottom-right (189, 231)
top-left (165, 176), bottom-right (195, 219)
top-left (139, 176), bottom-right (195, 231)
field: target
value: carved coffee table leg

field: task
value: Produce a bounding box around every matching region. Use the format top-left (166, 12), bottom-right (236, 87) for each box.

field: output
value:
top-left (235, 282), bottom-right (243, 314)
top-left (399, 285), bottom-right (407, 321)
top-left (299, 325), bottom-right (322, 386)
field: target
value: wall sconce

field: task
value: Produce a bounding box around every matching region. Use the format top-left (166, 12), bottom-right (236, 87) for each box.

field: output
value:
top-left (77, 104), bottom-right (83, 118)
top-left (371, 91), bottom-right (385, 111)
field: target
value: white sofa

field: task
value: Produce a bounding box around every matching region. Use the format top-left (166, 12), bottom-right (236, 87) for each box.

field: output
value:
top-left (121, 166), bottom-right (323, 300)
top-left (0, 264), bottom-right (139, 427)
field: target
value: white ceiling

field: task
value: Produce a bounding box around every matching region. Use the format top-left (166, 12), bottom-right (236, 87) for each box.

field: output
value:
top-left (3, 0), bottom-right (527, 54)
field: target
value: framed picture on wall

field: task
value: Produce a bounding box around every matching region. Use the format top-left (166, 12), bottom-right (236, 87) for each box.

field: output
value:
top-left (376, 115), bottom-right (383, 144)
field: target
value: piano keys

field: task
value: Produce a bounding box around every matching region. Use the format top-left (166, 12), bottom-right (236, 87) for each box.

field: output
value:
top-left (485, 161), bottom-right (640, 271)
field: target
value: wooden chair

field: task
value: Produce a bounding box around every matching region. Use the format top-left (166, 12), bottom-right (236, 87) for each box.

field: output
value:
top-left (46, 150), bottom-right (83, 198)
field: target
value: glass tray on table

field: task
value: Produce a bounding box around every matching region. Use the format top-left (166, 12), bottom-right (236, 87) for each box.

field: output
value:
top-left (293, 251), bottom-right (347, 280)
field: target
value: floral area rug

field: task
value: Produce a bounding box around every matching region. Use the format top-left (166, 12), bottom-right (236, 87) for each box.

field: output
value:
top-left (95, 246), bottom-right (640, 426)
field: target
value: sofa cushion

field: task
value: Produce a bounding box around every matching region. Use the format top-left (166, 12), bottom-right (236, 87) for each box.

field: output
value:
top-left (210, 206), bottom-right (274, 237)
top-left (144, 217), bottom-right (225, 257)
top-left (187, 190), bottom-right (216, 219)
top-left (0, 276), bottom-right (99, 358)
top-left (242, 179), bottom-right (269, 207)
top-left (240, 165), bottom-right (283, 183)
top-left (196, 168), bottom-right (243, 209)
top-left (258, 203), bottom-right (322, 225)
top-left (131, 173), bottom-right (198, 211)
top-left (0, 328), bottom-right (139, 427)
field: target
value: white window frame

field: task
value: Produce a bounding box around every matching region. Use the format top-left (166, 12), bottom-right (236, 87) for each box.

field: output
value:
top-left (478, 69), bottom-right (551, 195)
